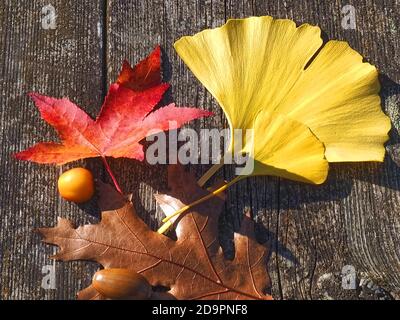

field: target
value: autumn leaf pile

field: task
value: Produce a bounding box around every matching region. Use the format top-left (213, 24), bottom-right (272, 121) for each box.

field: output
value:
top-left (14, 46), bottom-right (271, 300)
top-left (13, 14), bottom-right (393, 301)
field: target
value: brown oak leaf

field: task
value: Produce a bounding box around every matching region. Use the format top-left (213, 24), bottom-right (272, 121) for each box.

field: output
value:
top-left (39, 165), bottom-right (272, 300)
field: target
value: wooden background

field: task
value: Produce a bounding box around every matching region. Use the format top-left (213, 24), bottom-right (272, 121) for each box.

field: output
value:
top-left (0, 0), bottom-right (399, 300)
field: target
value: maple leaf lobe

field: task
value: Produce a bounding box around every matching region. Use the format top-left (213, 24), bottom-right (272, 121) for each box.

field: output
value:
top-left (117, 45), bottom-right (162, 91)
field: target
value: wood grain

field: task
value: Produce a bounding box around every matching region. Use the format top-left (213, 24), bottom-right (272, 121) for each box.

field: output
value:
top-left (251, 0), bottom-right (400, 300)
top-left (0, 0), bottom-right (399, 299)
top-left (0, 0), bottom-right (105, 299)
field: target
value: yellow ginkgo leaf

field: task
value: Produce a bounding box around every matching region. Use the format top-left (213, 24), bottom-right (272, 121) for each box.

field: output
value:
top-left (158, 15), bottom-right (391, 234)
top-left (248, 111), bottom-right (329, 184)
top-left (174, 16), bottom-right (391, 165)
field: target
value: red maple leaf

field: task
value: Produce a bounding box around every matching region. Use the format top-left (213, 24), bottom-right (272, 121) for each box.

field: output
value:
top-left (14, 46), bottom-right (212, 165)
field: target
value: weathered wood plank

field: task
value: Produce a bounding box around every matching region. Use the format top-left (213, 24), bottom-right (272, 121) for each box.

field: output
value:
top-left (0, 0), bottom-right (105, 299)
top-left (106, 0), bottom-right (400, 300)
top-left (224, 0), bottom-right (281, 298)
top-left (0, 0), bottom-right (399, 300)
top-left (106, 0), bottom-right (280, 298)
top-left (252, 0), bottom-right (400, 300)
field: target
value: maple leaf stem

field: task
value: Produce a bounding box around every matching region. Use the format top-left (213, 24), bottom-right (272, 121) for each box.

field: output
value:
top-left (101, 156), bottom-right (123, 194)
top-left (158, 175), bottom-right (242, 234)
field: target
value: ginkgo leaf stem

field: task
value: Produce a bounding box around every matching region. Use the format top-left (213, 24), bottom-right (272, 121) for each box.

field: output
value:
top-left (197, 161), bottom-right (224, 187)
top-left (157, 175), bottom-right (241, 234)
top-left (101, 156), bottom-right (123, 194)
